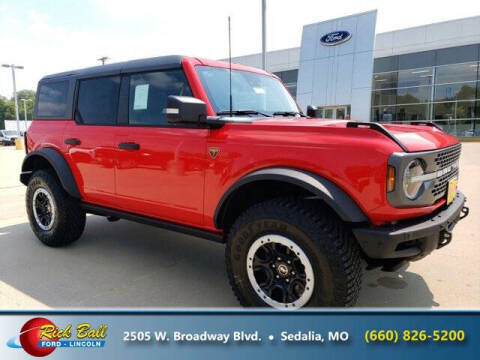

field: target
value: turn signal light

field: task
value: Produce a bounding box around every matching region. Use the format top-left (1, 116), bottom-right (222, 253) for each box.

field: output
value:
top-left (387, 166), bottom-right (395, 192)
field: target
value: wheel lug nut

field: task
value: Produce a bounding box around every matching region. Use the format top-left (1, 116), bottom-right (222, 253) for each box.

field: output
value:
top-left (277, 257), bottom-right (281, 261)
top-left (292, 271), bottom-right (295, 275)
top-left (272, 264), bottom-right (275, 268)
top-left (287, 260), bottom-right (291, 264)
top-left (286, 279), bottom-right (289, 282)
top-left (276, 275), bottom-right (280, 279)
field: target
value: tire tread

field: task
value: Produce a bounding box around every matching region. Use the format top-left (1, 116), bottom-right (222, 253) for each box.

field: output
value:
top-left (225, 197), bottom-right (362, 307)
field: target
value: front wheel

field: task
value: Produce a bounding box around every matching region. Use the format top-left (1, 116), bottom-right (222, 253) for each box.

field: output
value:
top-left (225, 197), bottom-right (362, 308)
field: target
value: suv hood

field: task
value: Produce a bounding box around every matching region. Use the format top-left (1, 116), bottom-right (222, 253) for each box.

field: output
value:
top-left (237, 117), bottom-right (459, 152)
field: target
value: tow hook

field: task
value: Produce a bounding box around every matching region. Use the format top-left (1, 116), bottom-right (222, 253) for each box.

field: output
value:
top-left (460, 206), bottom-right (469, 220)
top-left (438, 206), bottom-right (469, 249)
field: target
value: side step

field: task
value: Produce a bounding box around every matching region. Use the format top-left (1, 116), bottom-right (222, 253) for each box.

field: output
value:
top-left (80, 202), bottom-right (225, 243)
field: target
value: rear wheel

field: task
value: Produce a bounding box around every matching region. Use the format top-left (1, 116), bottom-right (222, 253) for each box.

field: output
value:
top-left (26, 169), bottom-right (86, 247)
top-left (225, 197), bottom-right (362, 308)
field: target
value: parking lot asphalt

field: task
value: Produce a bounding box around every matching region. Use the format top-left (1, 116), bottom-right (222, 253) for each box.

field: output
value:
top-left (0, 144), bottom-right (479, 309)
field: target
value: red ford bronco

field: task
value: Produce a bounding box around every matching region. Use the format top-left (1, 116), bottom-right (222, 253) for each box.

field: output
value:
top-left (21, 55), bottom-right (469, 308)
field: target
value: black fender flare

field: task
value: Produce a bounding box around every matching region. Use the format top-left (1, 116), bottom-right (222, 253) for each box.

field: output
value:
top-left (20, 148), bottom-right (81, 199)
top-left (214, 167), bottom-right (367, 228)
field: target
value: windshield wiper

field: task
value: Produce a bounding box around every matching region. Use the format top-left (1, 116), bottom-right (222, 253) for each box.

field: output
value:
top-left (217, 109), bottom-right (271, 117)
top-left (272, 111), bottom-right (306, 117)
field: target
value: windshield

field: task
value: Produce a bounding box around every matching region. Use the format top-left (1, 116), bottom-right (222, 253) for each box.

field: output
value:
top-left (196, 66), bottom-right (299, 116)
top-left (2, 130), bottom-right (17, 136)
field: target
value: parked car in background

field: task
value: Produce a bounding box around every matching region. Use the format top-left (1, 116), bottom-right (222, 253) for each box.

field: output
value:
top-left (0, 130), bottom-right (19, 145)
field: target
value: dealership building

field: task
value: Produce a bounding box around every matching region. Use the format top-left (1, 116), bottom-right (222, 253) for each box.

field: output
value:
top-left (230, 11), bottom-right (480, 138)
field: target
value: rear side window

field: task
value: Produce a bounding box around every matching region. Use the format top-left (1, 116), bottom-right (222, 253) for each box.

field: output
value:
top-left (128, 70), bottom-right (192, 126)
top-left (75, 76), bottom-right (120, 125)
top-left (37, 81), bottom-right (69, 117)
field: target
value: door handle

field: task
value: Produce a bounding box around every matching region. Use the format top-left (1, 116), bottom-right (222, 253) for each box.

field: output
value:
top-left (65, 138), bottom-right (81, 145)
top-left (118, 142), bottom-right (140, 150)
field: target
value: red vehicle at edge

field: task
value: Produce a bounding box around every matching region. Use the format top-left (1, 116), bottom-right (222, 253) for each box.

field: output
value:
top-left (21, 56), bottom-right (469, 308)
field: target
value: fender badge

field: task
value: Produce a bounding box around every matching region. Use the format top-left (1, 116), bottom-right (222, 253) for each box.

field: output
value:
top-left (208, 147), bottom-right (220, 159)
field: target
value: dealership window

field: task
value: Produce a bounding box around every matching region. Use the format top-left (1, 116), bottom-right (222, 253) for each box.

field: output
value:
top-left (371, 106), bottom-right (396, 122)
top-left (372, 72), bottom-right (397, 90)
top-left (397, 68), bottom-right (433, 88)
top-left (284, 84), bottom-right (297, 98)
top-left (128, 70), bottom-right (192, 126)
top-left (315, 105), bottom-right (351, 120)
top-left (75, 76), bottom-right (120, 125)
top-left (434, 82), bottom-right (477, 101)
top-left (372, 89), bottom-right (396, 107)
top-left (433, 102), bottom-right (456, 120)
top-left (274, 70), bottom-right (298, 98)
top-left (456, 101), bottom-right (478, 119)
top-left (397, 86), bottom-right (432, 104)
top-left (37, 80), bottom-right (69, 117)
top-left (396, 104), bottom-right (430, 121)
top-left (371, 50), bottom-right (480, 137)
top-left (433, 101), bottom-right (479, 137)
top-left (436, 45), bottom-right (479, 66)
top-left (435, 62), bottom-right (479, 84)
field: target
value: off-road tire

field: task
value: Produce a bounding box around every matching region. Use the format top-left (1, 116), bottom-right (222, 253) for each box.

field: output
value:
top-left (225, 197), bottom-right (362, 308)
top-left (26, 169), bottom-right (86, 247)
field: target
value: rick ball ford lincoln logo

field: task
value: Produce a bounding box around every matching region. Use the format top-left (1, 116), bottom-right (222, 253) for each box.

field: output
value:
top-left (320, 30), bottom-right (352, 46)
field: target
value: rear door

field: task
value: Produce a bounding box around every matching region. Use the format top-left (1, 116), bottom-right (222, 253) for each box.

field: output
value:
top-left (63, 75), bottom-right (120, 207)
top-left (114, 69), bottom-right (208, 226)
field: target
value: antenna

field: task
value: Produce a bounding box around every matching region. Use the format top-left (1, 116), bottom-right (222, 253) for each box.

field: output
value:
top-left (228, 16), bottom-right (233, 117)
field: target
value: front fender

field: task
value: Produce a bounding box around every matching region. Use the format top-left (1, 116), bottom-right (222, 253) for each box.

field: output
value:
top-left (214, 167), bottom-right (367, 227)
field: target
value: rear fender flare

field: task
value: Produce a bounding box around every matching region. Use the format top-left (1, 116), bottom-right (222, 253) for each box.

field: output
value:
top-left (20, 147), bottom-right (81, 199)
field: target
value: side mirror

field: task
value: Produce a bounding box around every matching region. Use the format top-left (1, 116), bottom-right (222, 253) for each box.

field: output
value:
top-left (165, 95), bottom-right (207, 124)
top-left (306, 105), bottom-right (318, 118)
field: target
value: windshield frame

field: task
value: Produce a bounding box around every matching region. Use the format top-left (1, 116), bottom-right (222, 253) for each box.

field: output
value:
top-left (195, 65), bottom-right (300, 118)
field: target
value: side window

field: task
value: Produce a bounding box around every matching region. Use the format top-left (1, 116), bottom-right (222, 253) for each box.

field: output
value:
top-left (75, 76), bottom-right (120, 125)
top-left (128, 70), bottom-right (192, 126)
top-left (37, 81), bottom-right (69, 117)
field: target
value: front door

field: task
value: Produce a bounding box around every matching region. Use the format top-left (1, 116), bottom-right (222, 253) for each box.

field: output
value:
top-left (114, 69), bottom-right (208, 226)
top-left (64, 75), bottom-right (120, 207)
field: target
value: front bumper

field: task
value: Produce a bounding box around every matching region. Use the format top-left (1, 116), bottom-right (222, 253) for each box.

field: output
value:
top-left (353, 191), bottom-right (469, 260)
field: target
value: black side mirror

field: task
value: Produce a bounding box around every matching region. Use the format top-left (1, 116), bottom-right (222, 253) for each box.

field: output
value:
top-left (306, 105), bottom-right (318, 118)
top-left (166, 96), bottom-right (207, 124)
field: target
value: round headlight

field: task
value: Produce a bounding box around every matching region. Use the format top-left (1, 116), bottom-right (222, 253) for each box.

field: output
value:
top-left (403, 159), bottom-right (424, 200)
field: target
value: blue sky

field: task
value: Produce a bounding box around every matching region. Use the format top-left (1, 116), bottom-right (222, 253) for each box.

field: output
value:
top-left (1, 0), bottom-right (480, 97)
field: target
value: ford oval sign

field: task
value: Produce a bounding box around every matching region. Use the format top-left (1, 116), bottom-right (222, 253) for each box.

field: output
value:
top-left (320, 31), bottom-right (352, 46)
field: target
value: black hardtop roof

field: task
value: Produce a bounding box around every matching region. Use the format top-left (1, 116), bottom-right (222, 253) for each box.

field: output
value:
top-left (40, 55), bottom-right (185, 82)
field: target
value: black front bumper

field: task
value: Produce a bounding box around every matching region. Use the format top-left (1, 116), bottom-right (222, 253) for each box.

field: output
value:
top-left (353, 192), bottom-right (469, 260)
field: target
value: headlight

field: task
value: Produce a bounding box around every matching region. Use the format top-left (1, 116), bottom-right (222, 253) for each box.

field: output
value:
top-left (403, 159), bottom-right (425, 199)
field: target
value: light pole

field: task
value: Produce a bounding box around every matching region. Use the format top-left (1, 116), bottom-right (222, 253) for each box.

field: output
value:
top-left (262, 0), bottom-right (267, 70)
top-left (97, 56), bottom-right (109, 65)
top-left (20, 98), bottom-right (32, 132)
top-left (2, 64), bottom-right (24, 136)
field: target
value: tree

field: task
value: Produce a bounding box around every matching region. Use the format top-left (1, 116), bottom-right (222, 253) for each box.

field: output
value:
top-left (15, 89), bottom-right (36, 102)
top-left (15, 89), bottom-right (36, 122)
top-left (0, 96), bottom-right (8, 130)
top-left (0, 89), bottom-right (36, 128)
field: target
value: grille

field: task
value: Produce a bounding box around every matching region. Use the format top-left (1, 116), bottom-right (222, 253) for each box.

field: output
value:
top-left (432, 168), bottom-right (459, 200)
top-left (434, 144), bottom-right (461, 168)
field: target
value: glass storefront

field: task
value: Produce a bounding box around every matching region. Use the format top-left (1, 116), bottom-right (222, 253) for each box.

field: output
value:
top-left (312, 105), bottom-right (351, 120)
top-left (371, 44), bottom-right (480, 138)
top-left (273, 70), bottom-right (298, 99)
